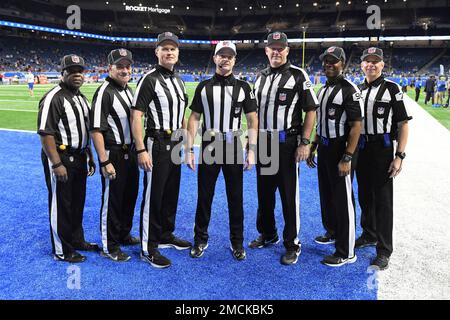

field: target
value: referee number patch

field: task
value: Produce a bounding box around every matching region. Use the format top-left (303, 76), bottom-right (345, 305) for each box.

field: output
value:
top-left (352, 92), bottom-right (362, 102)
top-left (303, 80), bottom-right (312, 90)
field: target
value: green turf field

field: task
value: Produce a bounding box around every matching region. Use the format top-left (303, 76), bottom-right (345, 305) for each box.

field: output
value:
top-left (405, 89), bottom-right (450, 130)
top-left (1, 83), bottom-right (449, 131)
top-left (0, 82), bottom-right (198, 131)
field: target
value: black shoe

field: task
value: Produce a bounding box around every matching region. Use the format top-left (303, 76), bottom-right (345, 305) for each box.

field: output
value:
top-left (120, 235), bottom-right (140, 246)
top-left (72, 241), bottom-right (100, 252)
top-left (321, 254), bottom-right (357, 267)
top-left (190, 243), bottom-right (208, 258)
top-left (369, 255), bottom-right (389, 270)
top-left (355, 236), bottom-right (377, 248)
top-left (159, 236), bottom-right (191, 250)
top-left (314, 233), bottom-right (335, 245)
top-left (248, 234), bottom-right (280, 249)
top-left (281, 248), bottom-right (301, 265)
top-left (53, 251), bottom-right (86, 263)
top-left (230, 245), bottom-right (246, 261)
top-left (141, 250), bottom-right (171, 268)
top-left (100, 248), bottom-right (131, 262)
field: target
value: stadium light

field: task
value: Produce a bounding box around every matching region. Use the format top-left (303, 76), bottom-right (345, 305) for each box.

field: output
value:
top-left (336, 1), bottom-right (340, 5)
top-left (220, 8), bottom-right (223, 11)
top-left (296, 3), bottom-right (300, 7)
top-left (186, 6), bottom-right (190, 10)
top-left (105, 1), bottom-right (109, 4)
top-left (155, 4), bottom-right (159, 7)
top-left (313, 2), bottom-right (318, 7)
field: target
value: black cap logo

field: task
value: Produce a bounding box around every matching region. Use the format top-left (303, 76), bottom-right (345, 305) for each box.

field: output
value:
top-left (72, 55), bottom-right (80, 63)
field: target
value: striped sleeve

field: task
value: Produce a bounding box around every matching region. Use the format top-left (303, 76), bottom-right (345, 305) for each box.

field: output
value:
top-left (298, 68), bottom-right (319, 111)
top-left (131, 72), bottom-right (154, 112)
top-left (189, 81), bottom-right (206, 114)
top-left (90, 81), bottom-right (110, 132)
top-left (37, 86), bottom-right (62, 136)
top-left (386, 80), bottom-right (411, 123)
top-left (343, 80), bottom-right (364, 122)
top-left (242, 81), bottom-right (257, 114)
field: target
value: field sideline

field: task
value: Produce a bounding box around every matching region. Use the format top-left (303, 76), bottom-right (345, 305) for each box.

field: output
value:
top-left (0, 83), bottom-right (449, 131)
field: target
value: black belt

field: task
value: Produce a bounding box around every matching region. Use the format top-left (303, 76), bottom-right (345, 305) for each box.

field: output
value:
top-left (148, 129), bottom-right (177, 139)
top-left (105, 144), bottom-right (133, 152)
top-left (263, 128), bottom-right (300, 136)
top-left (360, 134), bottom-right (390, 142)
top-left (204, 130), bottom-right (243, 142)
top-left (57, 145), bottom-right (88, 155)
top-left (359, 134), bottom-right (392, 149)
top-left (318, 136), bottom-right (347, 146)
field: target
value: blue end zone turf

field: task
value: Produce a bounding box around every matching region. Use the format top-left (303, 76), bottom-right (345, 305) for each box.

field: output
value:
top-left (0, 130), bottom-right (377, 300)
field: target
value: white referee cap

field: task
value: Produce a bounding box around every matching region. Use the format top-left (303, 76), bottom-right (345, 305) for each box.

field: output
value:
top-left (214, 41), bottom-right (237, 56)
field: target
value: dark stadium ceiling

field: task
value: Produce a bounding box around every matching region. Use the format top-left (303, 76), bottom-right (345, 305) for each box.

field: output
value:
top-left (1, 0), bottom-right (449, 38)
top-left (29, 0), bottom-right (450, 14)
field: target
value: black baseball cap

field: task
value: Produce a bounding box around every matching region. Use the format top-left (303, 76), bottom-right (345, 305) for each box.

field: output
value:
top-left (60, 54), bottom-right (85, 71)
top-left (361, 47), bottom-right (384, 61)
top-left (319, 46), bottom-right (346, 63)
top-left (157, 31), bottom-right (179, 47)
top-left (108, 48), bottom-right (133, 65)
top-left (267, 32), bottom-right (288, 47)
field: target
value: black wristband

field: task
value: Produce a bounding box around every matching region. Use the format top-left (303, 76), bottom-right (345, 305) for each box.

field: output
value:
top-left (136, 149), bottom-right (146, 155)
top-left (51, 162), bottom-right (63, 169)
top-left (100, 160), bottom-right (111, 167)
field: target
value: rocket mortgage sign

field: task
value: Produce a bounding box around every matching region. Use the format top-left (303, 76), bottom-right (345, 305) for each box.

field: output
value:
top-left (124, 5), bottom-right (171, 14)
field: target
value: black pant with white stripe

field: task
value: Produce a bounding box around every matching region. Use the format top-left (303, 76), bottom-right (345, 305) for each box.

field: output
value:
top-left (42, 150), bottom-right (87, 256)
top-left (317, 138), bottom-right (356, 259)
top-left (256, 133), bottom-right (300, 251)
top-left (194, 138), bottom-right (244, 248)
top-left (356, 140), bottom-right (394, 257)
top-left (140, 135), bottom-right (181, 255)
top-left (415, 88), bottom-right (421, 102)
top-left (100, 146), bottom-right (139, 254)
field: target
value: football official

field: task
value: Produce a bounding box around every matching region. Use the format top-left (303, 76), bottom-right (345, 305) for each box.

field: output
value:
top-left (307, 46), bottom-right (363, 267)
top-left (37, 55), bottom-right (97, 263)
top-left (90, 48), bottom-right (140, 262)
top-left (131, 32), bottom-right (191, 269)
top-left (250, 32), bottom-right (318, 265)
top-left (355, 47), bottom-right (411, 270)
top-left (185, 41), bottom-right (258, 260)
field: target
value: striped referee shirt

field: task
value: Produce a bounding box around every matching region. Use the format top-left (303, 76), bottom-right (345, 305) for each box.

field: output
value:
top-left (189, 73), bottom-right (257, 132)
top-left (358, 76), bottom-right (411, 135)
top-left (37, 81), bottom-right (90, 149)
top-left (254, 61), bottom-right (318, 131)
top-left (90, 76), bottom-right (134, 146)
top-left (131, 65), bottom-right (187, 131)
top-left (316, 75), bottom-right (364, 139)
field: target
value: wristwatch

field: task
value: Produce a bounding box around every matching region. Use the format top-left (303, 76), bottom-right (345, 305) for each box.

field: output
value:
top-left (395, 151), bottom-right (406, 160)
top-left (341, 154), bottom-right (353, 163)
top-left (298, 137), bottom-right (310, 146)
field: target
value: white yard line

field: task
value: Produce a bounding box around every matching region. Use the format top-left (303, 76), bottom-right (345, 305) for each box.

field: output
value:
top-left (0, 128), bottom-right (35, 133)
top-left (0, 108), bottom-right (37, 112)
top-left (377, 95), bottom-right (450, 300)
